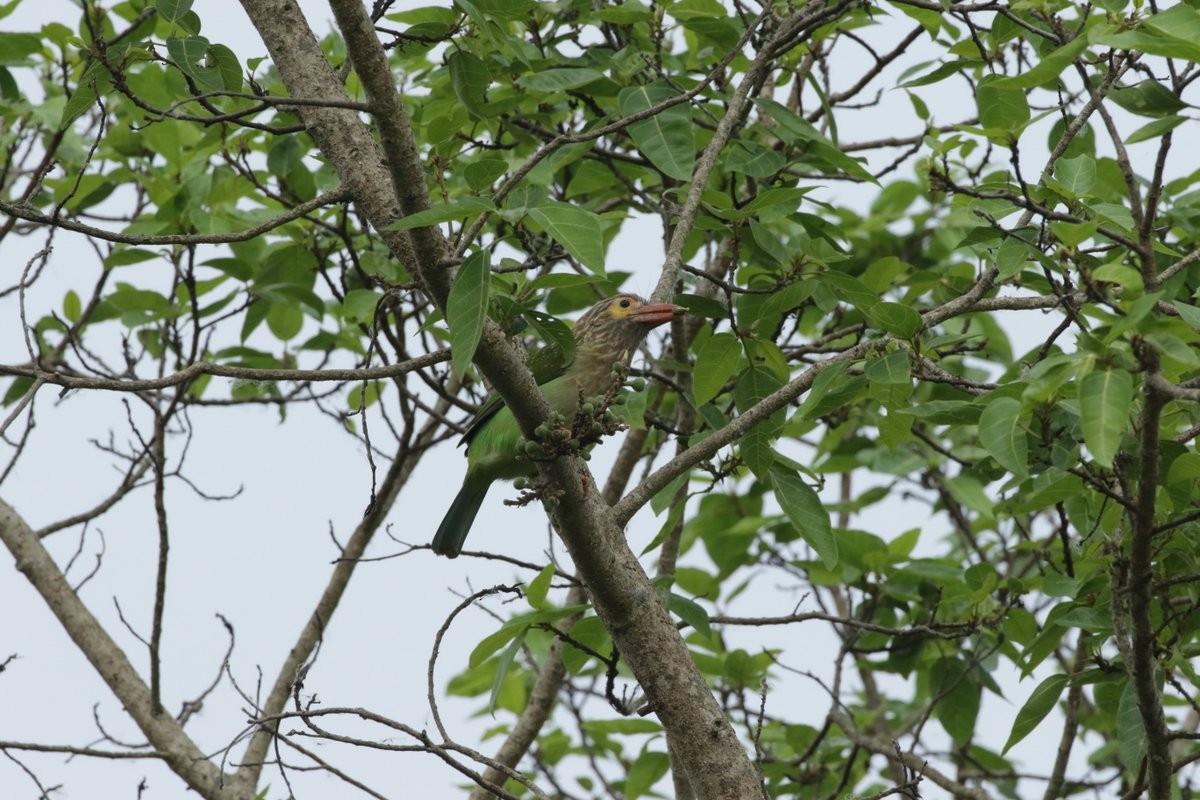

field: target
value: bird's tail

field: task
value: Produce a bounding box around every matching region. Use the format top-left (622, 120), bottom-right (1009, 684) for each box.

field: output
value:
top-left (431, 474), bottom-right (491, 558)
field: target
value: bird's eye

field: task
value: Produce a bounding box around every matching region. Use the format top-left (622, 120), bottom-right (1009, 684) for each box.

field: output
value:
top-left (618, 298), bottom-right (631, 309)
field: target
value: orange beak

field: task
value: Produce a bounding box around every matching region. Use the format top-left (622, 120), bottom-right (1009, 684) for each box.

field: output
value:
top-left (629, 303), bottom-right (685, 327)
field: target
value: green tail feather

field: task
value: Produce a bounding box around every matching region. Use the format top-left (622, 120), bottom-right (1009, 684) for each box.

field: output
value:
top-left (432, 473), bottom-right (492, 558)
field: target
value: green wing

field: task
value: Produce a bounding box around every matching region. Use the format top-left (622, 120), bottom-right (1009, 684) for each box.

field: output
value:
top-left (459, 338), bottom-right (575, 446)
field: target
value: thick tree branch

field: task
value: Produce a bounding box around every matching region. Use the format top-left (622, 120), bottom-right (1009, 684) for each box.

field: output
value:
top-left (1128, 344), bottom-right (1172, 799)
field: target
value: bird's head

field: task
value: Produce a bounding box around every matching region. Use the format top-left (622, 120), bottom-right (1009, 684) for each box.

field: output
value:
top-left (573, 294), bottom-right (684, 365)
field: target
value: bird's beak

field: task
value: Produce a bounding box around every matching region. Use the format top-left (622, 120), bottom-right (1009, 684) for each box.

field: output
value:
top-left (630, 303), bottom-right (686, 326)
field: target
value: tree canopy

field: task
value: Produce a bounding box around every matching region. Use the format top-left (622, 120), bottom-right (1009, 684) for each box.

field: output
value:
top-left (3, 0), bottom-right (1200, 798)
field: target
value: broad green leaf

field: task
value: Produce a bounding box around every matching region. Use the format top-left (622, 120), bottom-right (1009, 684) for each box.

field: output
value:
top-left (821, 271), bottom-right (879, 312)
top-left (931, 657), bottom-right (980, 745)
top-left (488, 629), bottom-right (526, 713)
top-left (516, 67), bottom-right (603, 92)
top-left (864, 348), bottom-right (911, 385)
top-left (618, 83), bottom-right (694, 180)
top-left (1175, 302), bottom-right (1200, 330)
top-left (734, 365), bottom-right (784, 477)
top-left (668, 592), bottom-right (711, 638)
top-left (867, 303), bottom-right (923, 338)
top-left (726, 140), bottom-right (785, 178)
top-left (770, 466), bottom-right (836, 568)
top-left (207, 44), bottom-right (242, 91)
top-left (155, 0), bottom-right (194, 24)
top-left (996, 230), bottom-right (1040, 279)
top-left (165, 36), bottom-right (224, 91)
top-left (1117, 679), bottom-right (1147, 776)
top-left (1003, 673), bottom-right (1068, 753)
top-left (526, 203), bottom-right (606, 274)
top-left (896, 399), bottom-right (980, 425)
top-left (63, 290), bottom-right (81, 323)
top-left (1167, 452), bottom-right (1200, 486)
top-left (754, 98), bottom-right (876, 182)
top-left (523, 309), bottom-right (574, 365)
top-left (448, 49), bottom-right (490, 118)
top-left (581, 719), bottom-right (664, 735)
top-left (625, 750), bottom-right (669, 800)
top-left (265, 302), bottom-right (302, 340)
top-left (978, 396), bottom-right (1029, 478)
top-left (561, 616), bottom-right (610, 674)
top-left (341, 289), bottom-right (379, 324)
top-left (447, 250), bottom-right (491, 378)
top-left (795, 360), bottom-right (851, 421)
top-left (976, 74), bottom-right (1030, 136)
top-left (1078, 369), bottom-right (1132, 469)
top-left (526, 563), bottom-right (555, 610)
top-left (1092, 27), bottom-right (1200, 63)
top-left (692, 332), bottom-right (741, 405)
top-left (992, 36), bottom-right (1087, 89)
top-left (463, 156), bottom-right (508, 191)
top-left (1126, 115), bottom-right (1187, 145)
top-left (61, 61), bottom-right (111, 128)
top-left (387, 197), bottom-right (495, 230)
top-left (1050, 220), bottom-right (1097, 247)
top-left (1109, 79), bottom-right (1187, 118)
top-left (1053, 155), bottom-right (1096, 197)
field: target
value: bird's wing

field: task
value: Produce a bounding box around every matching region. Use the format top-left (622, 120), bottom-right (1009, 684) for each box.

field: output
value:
top-left (459, 339), bottom-right (576, 447)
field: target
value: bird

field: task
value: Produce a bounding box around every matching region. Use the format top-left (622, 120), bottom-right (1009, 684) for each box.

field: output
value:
top-left (431, 294), bottom-right (683, 558)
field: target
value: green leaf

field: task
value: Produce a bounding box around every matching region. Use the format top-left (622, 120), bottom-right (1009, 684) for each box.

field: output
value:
top-left (692, 332), bottom-right (741, 405)
top-left (61, 62), bottom-right (111, 128)
top-left (618, 83), bottom-right (694, 181)
top-left (625, 750), bottom-right (669, 800)
top-left (155, 0), bottom-right (194, 25)
top-left (341, 289), bottom-right (380, 324)
top-left (448, 49), bottom-right (490, 118)
top-left (770, 466), bottom-right (836, 568)
top-left (516, 67), bottom-right (603, 92)
top-left (387, 197), bottom-right (495, 230)
top-left (996, 232), bottom-right (1039, 279)
top-left (63, 290), bottom-right (81, 323)
top-left (976, 74), bottom-right (1030, 136)
top-left (734, 365), bottom-right (784, 477)
top-left (447, 250), bottom-right (491, 378)
top-left (526, 202), bottom-right (606, 274)
top-left (725, 140), bottom-right (785, 178)
top-left (1053, 155), bottom-right (1096, 197)
top-left (978, 396), bottom-right (1029, 478)
top-left (526, 563), bottom-right (555, 610)
top-left (1078, 369), bottom-right (1132, 469)
top-left (208, 44), bottom-right (242, 91)
top-left (463, 156), bottom-right (508, 191)
top-left (932, 658), bottom-right (980, 745)
top-left (668, 592), bottom-right (712, 638)
top-left (265, 302), bottom-right (303, 340)
top-left (754, 98), bottom-right (876, 183)
top-left (1175, 302), bottom-right (1200, 330)
top-left (867, 302), bottom-right (923, 338)
top-left (524, 309), bottom-right (574, 365)
top-left (991, 36), bottom-right (1087, 89)
top-left (864, 348), bottom-right (911, 385)
top-left (1109, 79), bottom-right (1187, 118)
top-left (581, 718), bottom-right (663, 735)
top-left (1125, 115), bottom-right (1187, 145)
top-left (488, 628), bottom-right (526, 714)
top-left (1117, 679), bottom-right (1147, 776)
top-left (1003, 673), bottom-right (1068, 754)
top-left (165, 36), bottom-right (224, 91)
